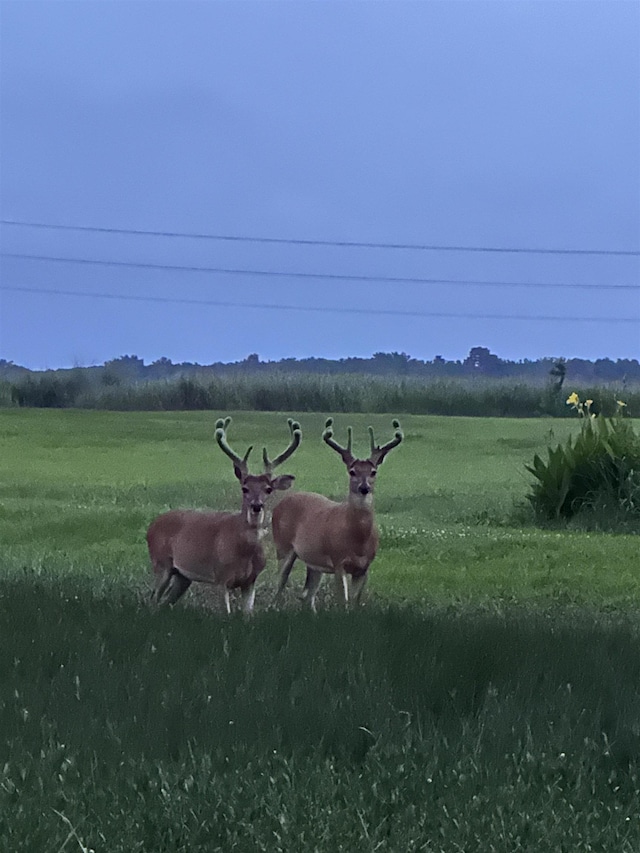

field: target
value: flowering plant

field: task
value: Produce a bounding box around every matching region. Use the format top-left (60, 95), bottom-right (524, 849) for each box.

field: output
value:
top-left (566, 392), bottom-right (595, 418)
top-left (526, 393), bottom-right (639, 522)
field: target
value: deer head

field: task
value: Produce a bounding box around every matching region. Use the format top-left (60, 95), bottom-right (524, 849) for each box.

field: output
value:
top-left (215, 417), bottom-right (301, 526)
top-left (322, 417), bottom-right (403, 506)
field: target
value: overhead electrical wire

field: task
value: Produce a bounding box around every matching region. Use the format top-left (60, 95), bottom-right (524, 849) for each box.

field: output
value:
top-left (3, 284), bottom-right (637, 324)
top-left (2, 225), bottom-right (637, 326)
top-left (2, 219), bottom-right (639, 257)
top-left (1, 252), bottom-right (638, 292)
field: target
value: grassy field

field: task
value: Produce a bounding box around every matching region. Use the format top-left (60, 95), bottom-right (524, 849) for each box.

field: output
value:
top-left (1, 409), bottom-right (639, 851)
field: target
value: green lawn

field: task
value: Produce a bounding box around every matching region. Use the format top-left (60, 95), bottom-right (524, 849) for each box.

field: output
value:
top-left (1, 408), bottom-right (638, 606)
top-left (1, 409), bottom-right (639, 851)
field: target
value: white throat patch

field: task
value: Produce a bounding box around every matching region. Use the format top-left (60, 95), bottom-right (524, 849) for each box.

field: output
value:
top-left (351, 492), bottom-right (374, 509)
top-left (247, 508), bottom-right (265, 527)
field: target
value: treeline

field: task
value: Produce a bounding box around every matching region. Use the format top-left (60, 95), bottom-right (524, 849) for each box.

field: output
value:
top-left (2, 372), bottom-right (637, 418)
top-left (2, 347), bottom-right (640, 384)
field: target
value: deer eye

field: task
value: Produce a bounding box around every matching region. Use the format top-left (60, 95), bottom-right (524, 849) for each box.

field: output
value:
top-left (349, 470), bottom-right (356, 477)
top-left (265, 487), bottom-right (273, 494)
top-left (370, 470), bottom-right (377, 476)
top-left (242, 486), bottom-right (249, 494)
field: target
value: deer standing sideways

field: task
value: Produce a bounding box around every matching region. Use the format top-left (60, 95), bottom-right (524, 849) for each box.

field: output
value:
top-left (147, 417), bottom-right (301, 614)
top-left (272, 418), bottom-right (402, 611)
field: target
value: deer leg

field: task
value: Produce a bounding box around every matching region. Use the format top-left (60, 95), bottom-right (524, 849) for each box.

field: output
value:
top-left (334, 569), bottom-right (349, 609)
top-left (163, 571), bottom-right (192, 606)
top-left (301, 567), bottom-right (323, 613)
top-left (350, 571), bottom-right (368, 605)
top-left (151, 565), bottom-right (174, 602)
top-left (241, 583), bottom-right (256, 615)
top-left (275, 550), bottom-right (297, 600)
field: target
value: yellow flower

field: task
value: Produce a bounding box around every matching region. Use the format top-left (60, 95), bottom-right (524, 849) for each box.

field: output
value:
top-left (566, 392), bottom-right (579, 406)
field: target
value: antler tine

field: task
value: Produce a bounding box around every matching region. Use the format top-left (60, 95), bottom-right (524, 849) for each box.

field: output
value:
top-left (262, 418), bottom-right (302, 472)
top-left (368, 425), bottom-right (376, 455)
top-left (369, 418), bottom-right (403, 464)
top-left (322, 417), bottom-right (354, 462)
top-left (215, 417), bottom-right (253, 472)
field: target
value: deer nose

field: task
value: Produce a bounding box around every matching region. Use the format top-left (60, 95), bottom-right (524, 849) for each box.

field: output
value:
top-left (251, 502), bottom-right (263, 513)
top-left (358, 485), bottom-right (371, 495)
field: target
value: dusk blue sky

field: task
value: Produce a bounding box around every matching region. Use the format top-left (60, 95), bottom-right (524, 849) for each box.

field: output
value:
top-left (1, 1), bottom-right (638, 370)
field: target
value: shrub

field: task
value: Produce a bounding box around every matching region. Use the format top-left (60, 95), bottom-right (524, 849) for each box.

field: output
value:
top-left (526, 395), bottom-right (640, 521)
top-left (9, 372), bottom-right (88, 408)
top-left (176, 377), bottom-right (211, 410)
top-left (0, 380), bottom-right (13, 407)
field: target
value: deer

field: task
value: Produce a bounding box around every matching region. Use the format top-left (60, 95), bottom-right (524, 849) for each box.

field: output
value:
top-left (272, 417), bottom-right (403, 611)
top-left (146, 416), bottom-right (301, 614)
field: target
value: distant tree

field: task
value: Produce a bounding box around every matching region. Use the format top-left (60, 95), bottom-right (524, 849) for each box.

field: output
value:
top-left (0, 359), bottom-right (30, 379)
top-left (549, 359), bottom-right (567, 392)
top-left (371, 352), bottom-right (411, 374)
top-left (463, 347), bottom-right (503, 375)
top-left (104, 354), bottom-right (145, 380)
top-left (616, 359), bottom-right (640, 381)
top-left (593, 358), bottom-right (619, 381)
top-left (147, 357), bottom-right (174, 379)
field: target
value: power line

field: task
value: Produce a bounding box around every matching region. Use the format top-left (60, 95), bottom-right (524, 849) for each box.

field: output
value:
top-left (2, 218), bottom-right (639, 257)
top-left (3, 284), bottom-right (638, 324)
top-left (2, 252), bottom-right (638, 292)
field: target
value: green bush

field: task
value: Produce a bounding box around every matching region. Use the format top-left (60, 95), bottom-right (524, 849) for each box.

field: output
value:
top-left (0, 380), bottom-right (13, 407)
top-left (9, 372), bottom-right (88, 408)
top-left (526, 396), bottom-right (640, 521)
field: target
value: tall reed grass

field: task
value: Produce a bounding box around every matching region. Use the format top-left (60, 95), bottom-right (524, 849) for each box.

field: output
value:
top-left (5, 372), bottom-right (639, 417)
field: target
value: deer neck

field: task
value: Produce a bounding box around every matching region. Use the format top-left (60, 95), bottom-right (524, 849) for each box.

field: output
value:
top-left (344, 497), bottom-right (376, 548)
top-left (346, 492), bottom-right (375, 516)
top-left (239, 510), bottom-right (268, 541)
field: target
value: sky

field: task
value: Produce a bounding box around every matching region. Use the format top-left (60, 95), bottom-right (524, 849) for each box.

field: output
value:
top-left (0, 0), bottom-right (638, 371)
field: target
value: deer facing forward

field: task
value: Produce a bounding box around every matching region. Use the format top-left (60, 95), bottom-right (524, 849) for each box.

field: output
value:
top-left (272, 418), bottom-right (402, 611)
top-left (147, 417), bottom-right (301, 614)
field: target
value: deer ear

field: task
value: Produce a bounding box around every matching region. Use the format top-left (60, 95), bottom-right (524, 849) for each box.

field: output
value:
top-left (233, 464), bottom-right (244, 481)
top-left (271, 474), bottom-right (295, 491)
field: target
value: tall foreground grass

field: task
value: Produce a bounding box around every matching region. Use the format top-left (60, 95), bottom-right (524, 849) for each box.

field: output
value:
top-left (2, 583), bottom-right (640, 852)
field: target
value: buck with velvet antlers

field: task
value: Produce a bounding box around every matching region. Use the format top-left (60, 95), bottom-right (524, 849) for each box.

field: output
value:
top-left (272, 417), bottom-right (403, 611)
top-left (147, 417), bottom-right (301, 614)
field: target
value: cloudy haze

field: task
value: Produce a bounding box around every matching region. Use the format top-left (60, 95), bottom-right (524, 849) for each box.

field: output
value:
top-left (1, 1), bottom-right (638, 370)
